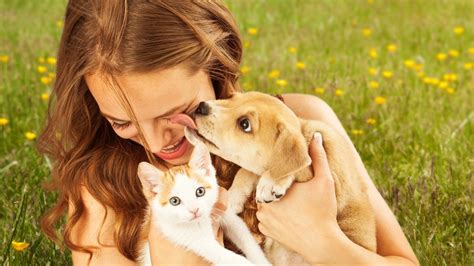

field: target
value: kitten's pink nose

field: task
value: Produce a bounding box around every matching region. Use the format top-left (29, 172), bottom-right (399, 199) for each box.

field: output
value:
top-left (189, 208), bottom-right (200, 216)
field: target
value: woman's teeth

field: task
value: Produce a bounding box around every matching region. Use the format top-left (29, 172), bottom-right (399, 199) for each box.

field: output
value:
top-left (161, 138), bottom-right (183, 153)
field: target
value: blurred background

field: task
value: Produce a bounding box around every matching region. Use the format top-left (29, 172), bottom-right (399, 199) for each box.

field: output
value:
top-left (0, 0), bottom-right (472, 264)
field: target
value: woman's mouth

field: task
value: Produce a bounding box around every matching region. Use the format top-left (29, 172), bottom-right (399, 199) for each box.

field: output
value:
top-left (155, 137), bottom-right (190, 160)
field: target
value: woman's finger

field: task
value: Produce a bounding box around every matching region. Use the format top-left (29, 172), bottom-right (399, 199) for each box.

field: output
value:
top-left (309, 132), bottom-right (333, 182)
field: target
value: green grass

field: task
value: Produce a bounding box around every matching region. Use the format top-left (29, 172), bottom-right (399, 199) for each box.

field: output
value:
top-left (1, 0), bottom-right (472, 264)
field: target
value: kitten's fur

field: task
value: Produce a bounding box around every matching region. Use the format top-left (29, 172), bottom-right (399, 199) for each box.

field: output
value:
top-left (137, 143), bottom-right (269, 265)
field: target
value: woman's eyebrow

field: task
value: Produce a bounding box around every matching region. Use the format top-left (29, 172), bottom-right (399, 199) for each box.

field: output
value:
top-left (100, 104), bottom-right (187, 122)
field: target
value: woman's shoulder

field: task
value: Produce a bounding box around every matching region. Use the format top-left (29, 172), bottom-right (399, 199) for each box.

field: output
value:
top-left (68, 186), bottom-right (116, 246)
top-left (280, 93), bottom-right (346, 134)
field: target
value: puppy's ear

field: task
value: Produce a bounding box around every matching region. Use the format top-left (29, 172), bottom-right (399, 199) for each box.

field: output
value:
top-left (137, 162), bottom-right (164, 200)
top-left (268, 123), bottom-right (311, 179)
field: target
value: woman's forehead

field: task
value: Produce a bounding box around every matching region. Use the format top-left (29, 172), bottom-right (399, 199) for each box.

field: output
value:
top-left (85, 66), bottom-right (211, 121)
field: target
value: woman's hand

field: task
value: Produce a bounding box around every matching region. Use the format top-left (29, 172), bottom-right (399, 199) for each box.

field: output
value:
top-left (255, 132), bottom-right (345, 262)
top-left (148, 186), bottom-right (228, 265)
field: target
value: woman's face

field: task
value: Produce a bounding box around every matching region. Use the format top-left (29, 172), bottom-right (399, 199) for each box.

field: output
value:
top-left (86, 65), bottom-right (216, 166)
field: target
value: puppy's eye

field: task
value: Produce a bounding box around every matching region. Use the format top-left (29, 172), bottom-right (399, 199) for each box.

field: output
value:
top-left (169, 196), bottom-right (181, 206)
top-left (196, 187), bottom-right (206, 197)
top-left (238, 117), bottom-right (252, 133)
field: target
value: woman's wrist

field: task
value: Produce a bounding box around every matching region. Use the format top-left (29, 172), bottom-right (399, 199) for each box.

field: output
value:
top-left (301, 226), bottom-right (407, 265)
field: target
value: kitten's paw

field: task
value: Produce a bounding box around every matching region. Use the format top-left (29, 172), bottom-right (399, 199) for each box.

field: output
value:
top-left (256, 175), bottom-right (293, 203)
top-left (228, 191), bottom-right (245, 214)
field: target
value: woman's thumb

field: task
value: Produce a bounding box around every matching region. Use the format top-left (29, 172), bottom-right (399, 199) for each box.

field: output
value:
top-left (309, 132), bottom-right (332, 181)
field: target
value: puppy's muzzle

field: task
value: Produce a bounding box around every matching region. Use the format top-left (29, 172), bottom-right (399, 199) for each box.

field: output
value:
top-left (195, 101), bottom-right (211, 116)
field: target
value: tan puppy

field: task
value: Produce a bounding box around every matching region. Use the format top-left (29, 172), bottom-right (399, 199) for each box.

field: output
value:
top-left (184, 91), bottom-right (376, 264)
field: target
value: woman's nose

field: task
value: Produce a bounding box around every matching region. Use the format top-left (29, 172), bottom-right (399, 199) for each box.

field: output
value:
top-left (140, 122), bottom-right (171, 154)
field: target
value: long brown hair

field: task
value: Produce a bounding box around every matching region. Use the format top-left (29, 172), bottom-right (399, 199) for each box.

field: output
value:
top-left (38, 0), bottom-right (259, 261)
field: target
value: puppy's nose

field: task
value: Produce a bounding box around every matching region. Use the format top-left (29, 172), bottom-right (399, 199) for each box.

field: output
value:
top-left (195, 102), bottom-right (210, 116)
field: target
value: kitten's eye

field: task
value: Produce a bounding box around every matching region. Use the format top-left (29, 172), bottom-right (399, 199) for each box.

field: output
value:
top-left (196, 187), bottom-right (206, 197)
top-left (237, 117), bottom-right (252, 133)
top-left (169, 196), bottom-right (181, 206)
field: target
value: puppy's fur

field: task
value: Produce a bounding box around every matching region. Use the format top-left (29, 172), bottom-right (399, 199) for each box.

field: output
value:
top-left (185, 92), bottom-right (376, 264)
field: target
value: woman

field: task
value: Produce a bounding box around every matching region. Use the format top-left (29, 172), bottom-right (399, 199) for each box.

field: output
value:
top-left (38, 0), bottom-right (418, 265)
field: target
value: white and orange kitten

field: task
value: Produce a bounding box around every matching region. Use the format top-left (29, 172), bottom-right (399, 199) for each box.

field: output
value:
top-left (137, 143), bottom-right (270, 265)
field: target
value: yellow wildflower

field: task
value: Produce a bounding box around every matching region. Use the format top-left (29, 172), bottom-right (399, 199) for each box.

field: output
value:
top-left (382, 71), bottom-right (393, 79)
top-left (374, 96), bottom-right (386, 105)
top-left (276, 79), bottom-right (288, 87)
top-left (438, 81), bottom-right (449, 89)
top-left (369, 48), bottom-right (378, 59)
top-left (436, 53), bottom-right (447, 61)
top-left (366, 118), bottom-right (376, 125)
top-left (443, 73), bottom-right (457, 82)
top-left (469, 48), bottom-right (474, 55)
top-left (12, 241), bottom-right (29, 251)
top-left (296, 61), bottom-right (306, 69)
top-left (448, 49), bottom-right (459, 57)
top-left (404, 60), bottom-right (415, 68)
top-left (369, 81), bottom-right (379, 89)
top-left (464, 63), bottom-right (473, 70)
top-left (25, 132), bottom-right (37, 141)
top-left (40, 76), bottom-right (52, 85)
top-left (387, 44), bottom-right (397, 53)
top-left (48, 72), bottom-right (55, 79)
top-left (37, 65), bottom-right (47, 73)
top-left (0, 118), bottom-right (9, 126)
top-left (367, 0), bottom-right (374, 4)
top-left (268, 70), bottom-right (280, 79)
top-left (41, 92), bottom-right (50, 101)
top-left (351, 129), bottom-right (364, 135)
top-left (417, 72), bottom-right (425, 78)
top-left (446, 87), bottom-right (455, 94)
top-left (314, 87), bottom-right (325, 94)
top-left (56, 20), bottom-right (63, 28)
top-left (453, 26), bottom-right (464, 35)
top-left (413, 63), bottom-right (423, 72)
top-left (244, 41), bottom-right (251, 48)
top-left (368, 67), bottom-right (378, 76)
top-left (47, 57), bottom-right (57, 65)
top-left (423, 77), bottom-right (433, 84)
top-left (247, 28), bottom-right (258, 35)
top-left (335, 89), bottom-right (344, 96)
top-left (431, 78), bottom-right (440, 86)
top-left (240, 66), bottom-right (250, 75)
top-left (0, 55), bottom-right (9, 63)
top-left (362, 28), bottom-right (372, 37)
top-left (288, 46), bottom-right (297, 54)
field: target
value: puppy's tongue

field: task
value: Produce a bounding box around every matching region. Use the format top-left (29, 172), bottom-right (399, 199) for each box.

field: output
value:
top-left (169, 114), bottom-right (197, 129)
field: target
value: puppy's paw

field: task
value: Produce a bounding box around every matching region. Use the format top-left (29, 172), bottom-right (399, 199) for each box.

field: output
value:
top-left (256, 175), bottom-right (294, 203)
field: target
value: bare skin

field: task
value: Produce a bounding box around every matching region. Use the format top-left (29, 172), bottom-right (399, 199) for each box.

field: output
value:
top-left (70, 64), bottom-right (418, 265)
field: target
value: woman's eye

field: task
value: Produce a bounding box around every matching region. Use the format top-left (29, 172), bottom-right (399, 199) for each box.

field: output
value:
top-left (169, 196), bottom-right (181, 206)
top-left (112, 121), bottom-right (131, 130)
top-left (238, 117), bottom-right (252, 133)
top-left (195, 187), bottom-right (206, 197)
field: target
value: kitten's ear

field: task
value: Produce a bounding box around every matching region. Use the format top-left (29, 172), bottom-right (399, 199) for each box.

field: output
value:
top-left (137, 162), bottom-right (163, 198)
top-left (189, 143), bottom-right (215, 176)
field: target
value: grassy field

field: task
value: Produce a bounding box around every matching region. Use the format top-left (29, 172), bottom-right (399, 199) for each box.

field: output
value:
top-left (1, 0), bottom-right (472, 264)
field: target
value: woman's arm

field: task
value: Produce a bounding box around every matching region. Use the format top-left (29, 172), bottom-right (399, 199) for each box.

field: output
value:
top-left (70, 186), bottom-right (227, 265)
top-left (274, 93), bottom-right (419, 264)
